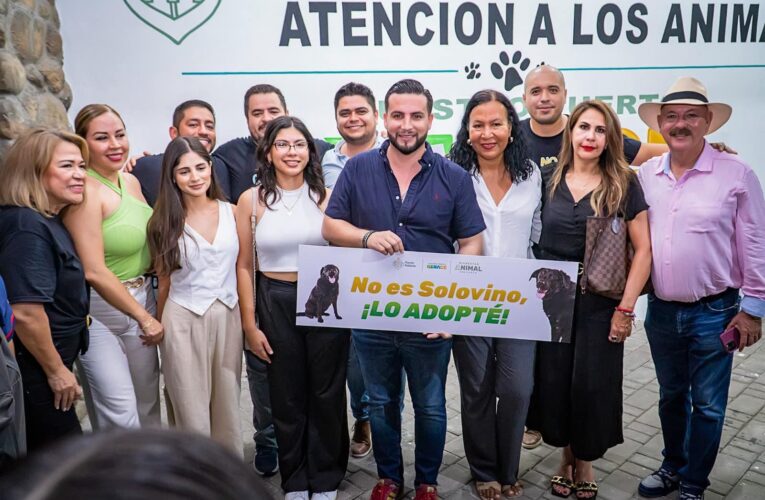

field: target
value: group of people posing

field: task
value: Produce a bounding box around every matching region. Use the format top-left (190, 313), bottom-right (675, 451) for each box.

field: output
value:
top-left (0, 66), bottom-right (763, 500)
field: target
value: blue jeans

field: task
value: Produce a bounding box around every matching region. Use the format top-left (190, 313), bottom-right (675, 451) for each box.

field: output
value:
top-left (352, 329), bottom-right (451, 486)
top-left (347, 335), bottom-right (405, 422)
top-left (347, 336), bottom-right (370, 421)
top-left (644, 289), bottom-right (739, 494)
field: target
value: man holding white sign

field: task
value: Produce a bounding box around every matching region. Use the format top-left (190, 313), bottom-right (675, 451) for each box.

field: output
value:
top-left (323, 79), bottom-right (485, 500)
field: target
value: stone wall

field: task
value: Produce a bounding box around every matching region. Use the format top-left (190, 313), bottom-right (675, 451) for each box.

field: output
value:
top-left (0, 0), bottom-right (71, 160)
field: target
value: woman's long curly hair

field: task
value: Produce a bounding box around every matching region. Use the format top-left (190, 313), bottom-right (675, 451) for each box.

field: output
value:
top-left (255, 116), bottom-right (326, 209)
top-left (448, 89), bottom-right (534, 182)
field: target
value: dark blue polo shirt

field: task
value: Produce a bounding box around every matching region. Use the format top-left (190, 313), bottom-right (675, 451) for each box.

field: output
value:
top-left (326, 141), bottom-right (485, 254)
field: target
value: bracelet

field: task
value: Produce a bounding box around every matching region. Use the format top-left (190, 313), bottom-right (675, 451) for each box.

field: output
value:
top-left (362, 230), bottom-right (376, 248)
top-left (140, 318), bottom-right (156, 330)
top-left (615, 307), bottom-right (636, 318)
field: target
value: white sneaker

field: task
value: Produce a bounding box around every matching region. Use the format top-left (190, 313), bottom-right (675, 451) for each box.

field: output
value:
top-left (284, 491), bottom-right (309, 500)
top-left (311, 491), bottom-right (338, 500)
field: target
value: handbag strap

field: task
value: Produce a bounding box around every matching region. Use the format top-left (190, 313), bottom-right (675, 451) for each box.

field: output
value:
top-left (581, 223), bottom-right (605, 294)
top-left (251, 187), bottom-right (259, 307)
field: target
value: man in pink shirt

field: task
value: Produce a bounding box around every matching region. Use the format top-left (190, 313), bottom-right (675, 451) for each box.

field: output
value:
top-left (636, 77), bottom-right (765, 500)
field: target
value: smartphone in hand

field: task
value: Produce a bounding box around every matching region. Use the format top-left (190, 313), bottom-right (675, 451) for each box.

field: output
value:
top-left (720, 326), bottom-right (741, 352)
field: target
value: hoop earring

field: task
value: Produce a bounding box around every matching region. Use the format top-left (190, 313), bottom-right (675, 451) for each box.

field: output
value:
top-left (467, 138), bottom-right (472, 146)
top-left (509, 136), bottom-right (514, 143)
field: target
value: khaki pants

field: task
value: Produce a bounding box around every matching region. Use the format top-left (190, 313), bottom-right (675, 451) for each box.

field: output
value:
top-left (161, 299), bottom-right (243, 457)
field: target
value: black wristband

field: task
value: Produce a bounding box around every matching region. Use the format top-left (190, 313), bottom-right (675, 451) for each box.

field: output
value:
top-left (362, 230), bottom-right (376, 248)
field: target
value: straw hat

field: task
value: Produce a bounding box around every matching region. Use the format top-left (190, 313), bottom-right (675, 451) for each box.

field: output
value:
top-left (638, 77), bottom-right (732, 134)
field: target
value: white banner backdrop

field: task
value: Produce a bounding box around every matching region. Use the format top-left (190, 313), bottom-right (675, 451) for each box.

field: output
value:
top-left (58, 1), bottom-right (765, 179)
top-left (295, 246), bottom-right (579, 342)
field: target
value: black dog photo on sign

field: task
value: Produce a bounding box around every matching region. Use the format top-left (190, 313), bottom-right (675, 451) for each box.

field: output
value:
top-left (297, 264), bottom-right (343, 323)
top-left (530, 268), bottom-right (576, 343)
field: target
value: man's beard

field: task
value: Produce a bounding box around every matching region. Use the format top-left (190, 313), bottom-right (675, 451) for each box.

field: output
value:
top-left (389, 132), bottom-right (427, 155)
top-left (343, 129), bottom-right (376, 147)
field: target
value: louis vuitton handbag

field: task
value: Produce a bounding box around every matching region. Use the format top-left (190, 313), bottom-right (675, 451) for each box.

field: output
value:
top-left (581, 214), bottom-right (640, 300)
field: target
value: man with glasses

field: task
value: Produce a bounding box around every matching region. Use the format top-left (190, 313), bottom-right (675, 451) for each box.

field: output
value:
top-left (636, 77), bottom-right (765, 500)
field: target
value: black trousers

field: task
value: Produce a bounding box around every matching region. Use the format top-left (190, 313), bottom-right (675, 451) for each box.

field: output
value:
top-left (257, 275), bottom-right (350, 493)
top-left (15, 333), bottom-right (83, 452)
top-left (527, 291), bottom-right (624, 461)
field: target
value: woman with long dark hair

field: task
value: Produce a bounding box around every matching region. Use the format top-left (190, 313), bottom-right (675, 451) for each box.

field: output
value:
top-left (448, 90), bottom-right (540, 499)
top-left (235, 116), bottom-right (349, 500)
top-left (529, 100), bottom-right (651, 499)
top-left (146, 137), bottom-right (243, 455)
top-left (66, 104), bottom-right (162, 430)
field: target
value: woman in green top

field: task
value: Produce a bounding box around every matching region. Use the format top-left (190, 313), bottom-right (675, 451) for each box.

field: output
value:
top-left (63, 104), bottom-right (163, 429)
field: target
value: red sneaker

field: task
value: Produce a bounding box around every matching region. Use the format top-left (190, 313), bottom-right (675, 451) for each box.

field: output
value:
top-left (370, 479), bottom-right (402, 500)
top-left (414, 484), bottom-right (438, 500)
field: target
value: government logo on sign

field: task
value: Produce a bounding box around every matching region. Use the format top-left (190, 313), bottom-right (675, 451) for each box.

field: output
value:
top-left (123, 0), bottom-right (221, 45)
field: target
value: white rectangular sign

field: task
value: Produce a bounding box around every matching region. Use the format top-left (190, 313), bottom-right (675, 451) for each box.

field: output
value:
top-left (296, 246), bottom-right (579, 342)
top-left (59, 1), bottom-right (765, 180)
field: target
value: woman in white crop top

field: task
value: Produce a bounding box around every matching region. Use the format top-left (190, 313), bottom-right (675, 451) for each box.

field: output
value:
top-left (236, 117), bottom-right (350, 500)
top-left (146, 137), bottom-right (243, 456)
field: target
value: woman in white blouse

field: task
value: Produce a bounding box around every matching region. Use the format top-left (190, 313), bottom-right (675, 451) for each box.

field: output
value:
top-left (448, 90), bottom-right (541, 499)
top-left (146, 137), bottom-right (243, 456)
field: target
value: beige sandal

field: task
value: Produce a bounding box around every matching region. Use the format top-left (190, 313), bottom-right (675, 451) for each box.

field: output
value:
top-left (502, 482), bottom-right (524, 498)
top-left (475, 481), bottom-right (501, 499)
top-left (522, 429), bottom-right (543, 449)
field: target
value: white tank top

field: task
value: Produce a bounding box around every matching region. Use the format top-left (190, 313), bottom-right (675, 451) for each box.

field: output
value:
top-left (169, 201), bottom-right (239, 315)
top-left (256, 183), bottom-right (328, 272)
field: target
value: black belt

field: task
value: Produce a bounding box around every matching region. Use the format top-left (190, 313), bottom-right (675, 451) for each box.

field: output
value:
top-left (656, 287), bottom-right (739, 306)
top-left (257, 271), bottom-right (297, 287)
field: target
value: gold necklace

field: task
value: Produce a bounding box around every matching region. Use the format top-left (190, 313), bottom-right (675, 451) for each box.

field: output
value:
top-left (567, 173), bottom-right (600, 192)
top-left (281, 187), bottom-right (304, 215)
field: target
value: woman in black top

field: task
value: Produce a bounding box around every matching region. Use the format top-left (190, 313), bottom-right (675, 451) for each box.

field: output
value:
top-left (0, 129), bottom-right (90, 451)
top-left (528, 101), bottom-right (651, 499)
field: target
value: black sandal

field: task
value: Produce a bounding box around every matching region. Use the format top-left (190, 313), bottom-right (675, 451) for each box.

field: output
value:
top-left (574, 480), bottom-right (598, 499)
top-left (551, 476), bottom-right (574, 498)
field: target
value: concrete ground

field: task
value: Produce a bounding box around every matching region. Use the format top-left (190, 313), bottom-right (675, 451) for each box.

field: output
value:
top-left (79, 322), bottom-right (765, 499)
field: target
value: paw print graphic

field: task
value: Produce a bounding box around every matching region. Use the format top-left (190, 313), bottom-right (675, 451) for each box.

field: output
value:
top-left (491, 51), bottom-right (531, 92)
top-left (464, 62), bottom-right (481, 80)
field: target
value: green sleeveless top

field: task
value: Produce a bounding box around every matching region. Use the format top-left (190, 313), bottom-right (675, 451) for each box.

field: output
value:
top-left (88, 170), bottom-right (152, 281)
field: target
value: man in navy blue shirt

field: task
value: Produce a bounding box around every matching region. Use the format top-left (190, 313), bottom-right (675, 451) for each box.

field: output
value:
top-left (323, 79), bottom-right (485, 500)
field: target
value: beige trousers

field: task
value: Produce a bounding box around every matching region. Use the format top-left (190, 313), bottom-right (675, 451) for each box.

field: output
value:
top-left (161, 299), bottom-right (243, 457)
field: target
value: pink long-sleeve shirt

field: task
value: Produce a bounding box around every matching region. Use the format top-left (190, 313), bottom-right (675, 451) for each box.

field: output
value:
top-left (637, 142), bottom-right (765, 316)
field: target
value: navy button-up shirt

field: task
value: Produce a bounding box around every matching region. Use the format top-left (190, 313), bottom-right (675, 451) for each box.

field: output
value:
top-left (326, 141), bottom-right (485, 254)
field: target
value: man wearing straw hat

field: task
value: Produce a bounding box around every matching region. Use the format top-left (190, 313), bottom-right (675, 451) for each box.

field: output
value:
top-left (636, 77), bottom-right (765, 500)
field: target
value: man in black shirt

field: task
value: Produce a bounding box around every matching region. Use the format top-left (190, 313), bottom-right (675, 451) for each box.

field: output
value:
top-left (520, 65), bottom-right (666, 169)
top-left (213, 84), bottom-right (333, 202)
top-left (132, 100), bottom-right (230, 205)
